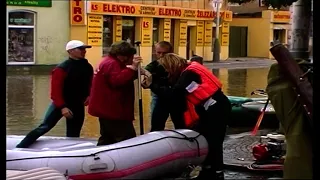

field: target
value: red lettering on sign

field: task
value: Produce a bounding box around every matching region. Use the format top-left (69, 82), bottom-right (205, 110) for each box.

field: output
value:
top-left (159, 8), bottom-right (181, 17)
top-left (73, 15), bottom-right (83, 22)
top-left (73, 7), bottom-right (82, 14)
top-left (197, 10), bottom-right (214, 18)
top-left (143, 21), bottom-right (149, 28)
top-left (103, 4), bottom-right (136, 14)
top-left (91, 4), bottom-right (98, 10)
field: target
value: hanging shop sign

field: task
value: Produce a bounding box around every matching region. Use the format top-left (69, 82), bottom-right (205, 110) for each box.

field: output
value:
top-left (141, 17), bottom-right (153, 46)
top-left (70, 0), bottom-right (86, 25)
top-left (196, 21), bottom-right (205, 46)
top-left (179, 20), bottom-right (188, 47)
top-left (163, 19), bottom-right (171, 42)
top-left (204, 21), bottom-right (213, 46)
top-left (221, 33), bottom-right (229, 46)
top-left (7, 0), bottom-right (52, 7)
top-left (88, 1), bottom-right (233, 21)
top-left (272, 11), bottom-right (290, 23)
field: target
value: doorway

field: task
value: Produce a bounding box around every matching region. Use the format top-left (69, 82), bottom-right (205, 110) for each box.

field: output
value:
top-left (186, 26), bottom-right (191, 59)
top-left (122, 17), bottom-right (135, 46)
top-left (229, 26), bottom-right (248, 57)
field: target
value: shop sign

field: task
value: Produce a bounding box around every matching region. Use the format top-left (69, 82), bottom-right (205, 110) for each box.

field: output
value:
top-left (179, 20), bottom-right (188, 46)
top-left (272, 11), bottom-right (290, 23)
top-left (141, 17), bottom-right (153, 46)
top-left (221, 22), bottom-right (229, 33)
top-left (163, 19), bottom-right (171, 42)
top-left (7, 0), bottom-right (52, 7)
top-left (204, 21), bottom-right (213, 46)
top-left (196, 21), bottom-right (204, 46)
top-left (70, 0), bottom-right (85, 25)
top-left (88, 1), bottom-right (233, 21)
top-left (221, 34), bottom-right (229, 46)
top-left (87, 15), bottom-right (103, 46)
top-left (114, 16), bottom-right (122, 42)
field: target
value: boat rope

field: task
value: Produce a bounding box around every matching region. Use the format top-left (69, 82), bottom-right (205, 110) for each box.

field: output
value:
top-left (7, 130), bottom-right (203, 162)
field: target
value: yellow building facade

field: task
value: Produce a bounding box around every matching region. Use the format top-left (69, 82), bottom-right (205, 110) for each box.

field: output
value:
top-left (7, 1), bottom-right (70, 65)
top-left (229, 10), bottom-right (290, 59)
top-left (70, 0), bottom-right (233, 68)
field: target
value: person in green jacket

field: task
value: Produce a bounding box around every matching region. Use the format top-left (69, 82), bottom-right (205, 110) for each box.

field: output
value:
top-left (266, 59), bottom-right (313, 179)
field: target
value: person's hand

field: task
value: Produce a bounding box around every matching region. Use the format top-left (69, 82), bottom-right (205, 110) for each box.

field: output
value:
top-left (141, 75), bottom-right (152, 89)
top-left (61, 107), bottom-right (73, 119)
top-left (84, 97), bottom-right (90, 106)
top-left (132, 55), bottom-right (142, 69)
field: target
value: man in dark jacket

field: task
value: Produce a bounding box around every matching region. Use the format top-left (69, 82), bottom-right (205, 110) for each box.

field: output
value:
top-left (88, 41), bottom-right (149, 146)
top-left (144, 41), bottom-right (185, 131)
top-left (16, 40), bottom-right (94, 148)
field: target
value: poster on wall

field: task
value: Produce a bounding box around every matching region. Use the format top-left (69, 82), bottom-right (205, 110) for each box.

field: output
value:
top-left (7, 0), bottom-right (52, 7)
top-left (179, 20), bottom-right (187, 47)
top-left (204, 21), bottom-right (213, 46)
top-left (87, 15), bottom-right (103, 46)
top-left (141, 18), bottom-right (152, 46)
top-left (114, 17), bottom-right (122, 42)
top-left (221, 33), bottom-right (229, 46)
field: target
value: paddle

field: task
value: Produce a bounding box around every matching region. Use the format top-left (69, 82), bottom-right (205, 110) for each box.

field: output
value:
top-left (251, 98), bottom-right (270, 136)
top-left (134, 41), bottom-right (144, 135)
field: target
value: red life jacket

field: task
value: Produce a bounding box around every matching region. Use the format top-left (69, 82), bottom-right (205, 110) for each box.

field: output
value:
top-left (183, 62), bottom-right (223, 127)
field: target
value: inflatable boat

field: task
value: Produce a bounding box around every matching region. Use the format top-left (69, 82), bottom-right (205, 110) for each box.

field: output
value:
top-left (7, 129), bottom-right (208, 180)
top-left (227, 96), bottom-right (279, 128)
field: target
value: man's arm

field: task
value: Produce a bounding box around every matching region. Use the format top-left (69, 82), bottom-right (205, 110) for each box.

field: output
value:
top-left (50, 67), bottom-right (67, 108)
top-left (105, 61), bottom-right (137, 88)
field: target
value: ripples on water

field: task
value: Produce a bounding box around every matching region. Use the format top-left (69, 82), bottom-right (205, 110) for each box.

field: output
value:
top-left (6, 68), bottom-right (270, 137)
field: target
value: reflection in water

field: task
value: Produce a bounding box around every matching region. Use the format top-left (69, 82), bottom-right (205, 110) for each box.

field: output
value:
top-left (6, 68), bottom-right (270, 138)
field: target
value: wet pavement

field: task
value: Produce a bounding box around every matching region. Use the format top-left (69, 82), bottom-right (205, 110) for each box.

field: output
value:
top-left (205, 58), bottom-right (276, 69)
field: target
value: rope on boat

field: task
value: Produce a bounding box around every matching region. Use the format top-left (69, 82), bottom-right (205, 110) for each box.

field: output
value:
top-left (7, 130), bottom-right (203, 161)
top-left (7, 167), bottom-right (67, 180)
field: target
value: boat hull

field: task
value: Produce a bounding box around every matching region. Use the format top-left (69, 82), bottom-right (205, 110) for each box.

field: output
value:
top-left (7, 129), bottom-right (208, 180)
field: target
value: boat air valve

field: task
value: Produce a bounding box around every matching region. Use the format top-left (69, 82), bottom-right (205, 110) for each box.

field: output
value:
top-left (93, 154), bottom-right (100, 160)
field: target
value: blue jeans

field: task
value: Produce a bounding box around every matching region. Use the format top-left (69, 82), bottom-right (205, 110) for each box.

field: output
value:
top-left (16, 102), bottom-right (85, 148)
top-left (150, 93), bottom-right (185, 131)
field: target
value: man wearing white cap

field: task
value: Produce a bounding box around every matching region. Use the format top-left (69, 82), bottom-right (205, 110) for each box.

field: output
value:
top-left (16, 40), bottom-right (94, 148)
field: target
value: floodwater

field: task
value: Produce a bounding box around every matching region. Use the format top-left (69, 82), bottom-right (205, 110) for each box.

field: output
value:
top-left (6, 67), bottom-right (270, 137)
top-left (6, 67), bottom-right (280, 179)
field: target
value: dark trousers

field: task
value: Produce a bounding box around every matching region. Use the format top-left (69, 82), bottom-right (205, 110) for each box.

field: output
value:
top-left (97, 118), bottom-right (136, 146)
top-left (193, 90), bottom-right (231, 172)
top-left (16, 103), bottom-right (85, 148)
top-left (150, 96), bottom-right (185, 132)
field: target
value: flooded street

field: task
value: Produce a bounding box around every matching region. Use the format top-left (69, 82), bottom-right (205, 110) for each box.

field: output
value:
top-left (6, 67), bottom-right (270, 136)
top-left (6, 66), bottom-right (281, 179)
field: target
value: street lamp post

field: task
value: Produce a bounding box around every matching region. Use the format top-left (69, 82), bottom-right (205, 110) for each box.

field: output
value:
top-left (212, 0), bottom-right (221, 62)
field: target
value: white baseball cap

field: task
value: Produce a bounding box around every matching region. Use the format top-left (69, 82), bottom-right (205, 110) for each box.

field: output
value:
top-left (66, 40), bottom-right (92, 51)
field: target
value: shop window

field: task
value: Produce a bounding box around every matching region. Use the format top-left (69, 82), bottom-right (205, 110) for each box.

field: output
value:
top-left (122, 17), bottom-right (135, 46)
top-left (102, 15), bottom-right (113, 56)
top-left (152, 18), bottom-right (160, 61)
top-left (273, 29), bottom-right (285, 43)
top-left (8, 10), bottom-right (36, 65)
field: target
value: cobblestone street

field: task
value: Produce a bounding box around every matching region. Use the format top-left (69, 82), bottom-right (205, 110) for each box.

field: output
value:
top-left (223, 130), bottom-right (282, 179)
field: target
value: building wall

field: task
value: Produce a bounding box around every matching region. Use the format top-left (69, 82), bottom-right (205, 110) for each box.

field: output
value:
top-left (230, 17), bottom-right (271, 58)
top-left (70, 0), bottom-right (233, 68)
top-left (7, 1), bottom-right (70, 65)
top-left (230, 10), bottom-right (290, 59)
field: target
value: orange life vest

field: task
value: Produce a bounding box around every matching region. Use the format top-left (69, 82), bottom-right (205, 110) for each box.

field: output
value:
top-left (183, 62), bottom-right (222, 127)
